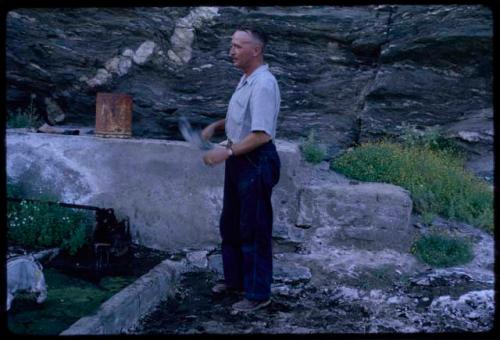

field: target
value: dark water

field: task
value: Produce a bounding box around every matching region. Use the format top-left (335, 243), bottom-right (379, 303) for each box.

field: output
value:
top-left (7, 268), bottom-right (136, 335)
top-left (48, 243), bottom-right (169, 284)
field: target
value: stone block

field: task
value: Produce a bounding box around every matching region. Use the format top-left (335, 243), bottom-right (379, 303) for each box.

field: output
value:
top-left (297, 181), bottom-right (414, 252)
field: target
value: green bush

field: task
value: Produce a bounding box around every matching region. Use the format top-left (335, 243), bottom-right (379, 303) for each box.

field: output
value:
top-left (301, 130), bottom-right (326, 164)
top-left (411, 232), bottom-right (474, 267)
top-left (7, 180), bottom-right (93, 255)
top-left (7, 94), bottom-right (41, 129)
top-left (399, 123), bottom-right (465, 160)
top-left (330, 141), bottom-right (493, 232)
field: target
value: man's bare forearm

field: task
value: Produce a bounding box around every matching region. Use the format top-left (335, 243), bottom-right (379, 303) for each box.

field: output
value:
top-left (231, 131), bottom-right (271, 156)
top-left (211, 119), bottom-right (226, 132)
top-left (202, 119), bottom-right (226, 140)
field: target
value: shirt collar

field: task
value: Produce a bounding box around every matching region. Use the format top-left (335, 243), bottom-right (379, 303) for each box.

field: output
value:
top-left (238, 64), bottom-right (268, 89)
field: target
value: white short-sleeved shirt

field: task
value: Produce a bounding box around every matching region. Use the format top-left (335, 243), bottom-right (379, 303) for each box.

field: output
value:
top-left (225, 64), bottom-right (280, 143)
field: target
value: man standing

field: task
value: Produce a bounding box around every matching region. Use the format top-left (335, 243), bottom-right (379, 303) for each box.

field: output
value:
top-left (201, 26), bottom-right (281, 312)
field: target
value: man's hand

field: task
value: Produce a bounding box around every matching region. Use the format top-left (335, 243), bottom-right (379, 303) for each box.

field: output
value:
top-left (203, 147), bottom-right (231, 166)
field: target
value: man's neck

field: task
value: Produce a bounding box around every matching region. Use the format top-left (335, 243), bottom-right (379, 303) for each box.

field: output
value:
top-left (243, 60), bottom-right (264, 76)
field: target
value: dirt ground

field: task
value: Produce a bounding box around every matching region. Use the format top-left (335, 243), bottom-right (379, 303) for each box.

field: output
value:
top-left (132, 267), bottom-right (493, 335)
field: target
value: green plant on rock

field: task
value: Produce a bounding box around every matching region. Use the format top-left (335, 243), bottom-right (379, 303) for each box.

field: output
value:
top-left (301, 129), bottom-right (326, 164)
top-left (399, 122), bottom-right (465, 160)
top-left (7, 94), bottom-right (42, 129)
top-left (330, 141), bottom-right (493, 232)
top-left (420, 211), bottom-right (436, 225)
top-left (411, 231), bottom-right (474, 267)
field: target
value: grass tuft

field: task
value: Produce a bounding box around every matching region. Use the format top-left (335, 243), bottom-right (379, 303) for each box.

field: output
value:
top-left (7, 94), bottom-right (41, 129)
top-left (301, 130), bottom-right (326, 164)
top-left (411, 232), bottom-right (474, 267)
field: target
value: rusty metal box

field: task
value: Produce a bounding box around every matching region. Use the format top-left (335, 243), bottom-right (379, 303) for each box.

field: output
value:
top-left (95, 93), bottom-right (132, 138)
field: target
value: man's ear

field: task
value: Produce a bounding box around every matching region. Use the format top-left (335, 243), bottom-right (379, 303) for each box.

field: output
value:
top-left (252, 44), bottom-right (262, 57)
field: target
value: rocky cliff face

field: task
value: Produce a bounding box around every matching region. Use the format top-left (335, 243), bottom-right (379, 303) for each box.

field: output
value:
top-left (6, 5), bottom-right (493, 177)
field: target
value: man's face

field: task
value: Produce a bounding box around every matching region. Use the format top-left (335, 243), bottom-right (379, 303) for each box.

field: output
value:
top-left (229, 30), bottom-right (259, 70)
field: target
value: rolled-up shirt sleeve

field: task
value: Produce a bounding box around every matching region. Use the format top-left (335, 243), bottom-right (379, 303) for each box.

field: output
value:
top-left (249, 78), bottom-right (279, 137)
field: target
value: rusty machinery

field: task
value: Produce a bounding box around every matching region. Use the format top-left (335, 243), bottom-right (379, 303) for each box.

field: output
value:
top-left (7, 197), bottom-right (131, 273)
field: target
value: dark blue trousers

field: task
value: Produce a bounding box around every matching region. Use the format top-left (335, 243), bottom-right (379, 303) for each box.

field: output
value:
top-left (219, 141), bottom-right (281, 301)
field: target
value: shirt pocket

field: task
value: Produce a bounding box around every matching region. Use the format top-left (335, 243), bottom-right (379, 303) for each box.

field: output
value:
top-left (229, 95), bottom-right (248, 124)
top-left (235, 96), bottom-right (248, 109)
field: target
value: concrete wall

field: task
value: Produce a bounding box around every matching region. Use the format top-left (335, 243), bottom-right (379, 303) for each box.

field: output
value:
top-left (6, 131), bottom-right (301, 251)
top-left (6, 130), bottom-right (415, 253)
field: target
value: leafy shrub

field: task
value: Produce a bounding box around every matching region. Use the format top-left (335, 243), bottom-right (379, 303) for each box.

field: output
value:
top-left (399, 123), bottom-right (465, 160)
top-left (7, 179), bottom-right (93, 255)
top-left (301, 130), bottom-right (326, 164)
top-left (330, 141), bottom-right (493, 232)
top-left (7, 94), bottom-right (41, 129)
top-left (411, 232), bottom-right (474, 267)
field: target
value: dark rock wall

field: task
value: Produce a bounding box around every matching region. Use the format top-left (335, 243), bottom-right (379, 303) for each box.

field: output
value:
top-left (6, 6), bottom-right (492, 170)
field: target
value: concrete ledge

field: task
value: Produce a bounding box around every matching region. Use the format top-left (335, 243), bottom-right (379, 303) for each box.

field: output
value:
top-left (7, 130), bottom-right (415, 254)
top-left (60, 259), bottom-right (187, 335)
top-left (6, 131), bottom-right (301, 251)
